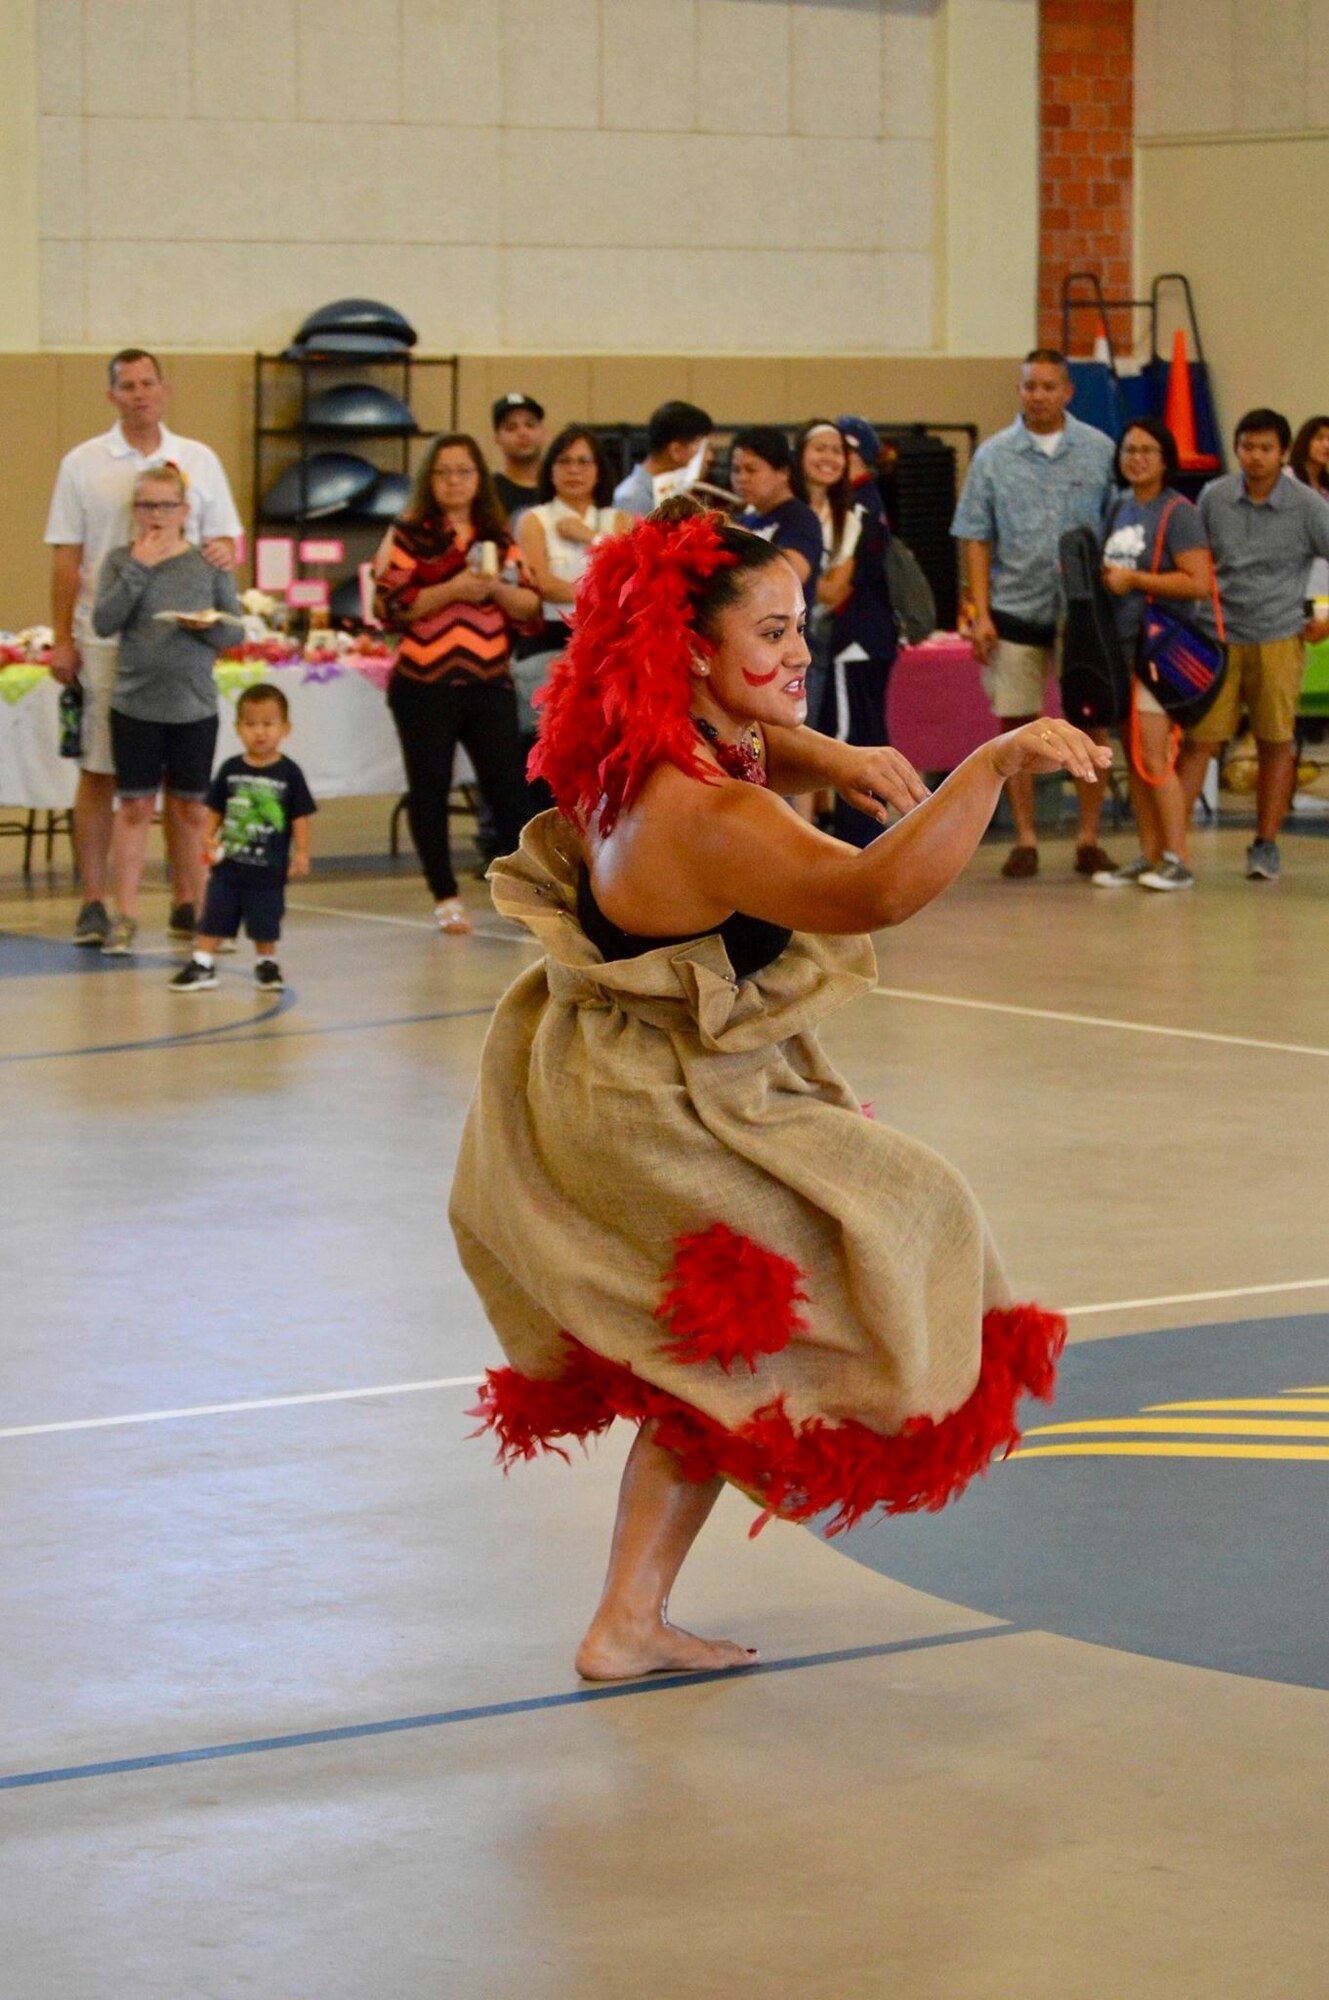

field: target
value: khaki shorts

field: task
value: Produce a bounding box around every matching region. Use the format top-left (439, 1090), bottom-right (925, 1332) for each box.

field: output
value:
top-left (73, 633), bottom-right (121, 776)
top-left (981, 636), bottom-right (1059, 719)
top-left (1189, 636), bottom-right (1305, 746)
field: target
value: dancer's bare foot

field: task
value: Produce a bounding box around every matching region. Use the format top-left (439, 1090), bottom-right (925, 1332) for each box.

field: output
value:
top-left (575, 1614), bottom-right (758, 1682)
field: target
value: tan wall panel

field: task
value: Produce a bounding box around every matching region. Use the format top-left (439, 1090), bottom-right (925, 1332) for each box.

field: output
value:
top-left (1, 356), bottom-right (60, 625)
top-left (1138, 137), bottom-right (1329, 437)
top-left (687, 360), bottom-right (791, 426)
top-left (586, 358), bottom-right (693, 426)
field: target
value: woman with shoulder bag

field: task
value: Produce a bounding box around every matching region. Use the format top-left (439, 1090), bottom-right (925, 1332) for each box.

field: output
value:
top-left (1094, 417), bottom-right (1218, 891)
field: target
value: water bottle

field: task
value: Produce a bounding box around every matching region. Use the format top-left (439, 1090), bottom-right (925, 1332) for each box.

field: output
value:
top-left (58, 679), bottom-right (83, 759)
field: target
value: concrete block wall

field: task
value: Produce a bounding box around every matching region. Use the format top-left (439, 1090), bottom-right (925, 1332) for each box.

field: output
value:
top-left (34, 0), bottom-right (940, 355)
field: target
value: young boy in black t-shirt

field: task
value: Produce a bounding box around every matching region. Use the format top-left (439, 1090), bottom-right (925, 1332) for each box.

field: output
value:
top-left (171, 682), bottom-right (316, 993)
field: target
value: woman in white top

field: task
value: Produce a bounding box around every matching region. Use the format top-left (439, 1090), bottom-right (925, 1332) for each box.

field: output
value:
top-left (518, 427), bottom-right (632, 632)
top-left (515, 428), bottom-right (633, 766)
top-left (796, 419), bottom-right (860, 615)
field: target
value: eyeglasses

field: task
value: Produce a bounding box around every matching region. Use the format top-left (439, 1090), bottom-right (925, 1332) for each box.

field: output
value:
top-left (1120, 445), bottom-right (1162, 460)
top-left (555, 455), bottom-right (597, 469)
top-left (134, 498), bottom-right (184, 512)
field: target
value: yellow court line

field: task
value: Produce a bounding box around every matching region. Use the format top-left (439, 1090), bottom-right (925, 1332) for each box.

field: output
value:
top-left (1010, 1442), bottom-right (1329, 1462)
top-left (1145, 1398), bottom-right (1329, 1415)
top-left (1025, 1417), bottom-right (1329, 1440)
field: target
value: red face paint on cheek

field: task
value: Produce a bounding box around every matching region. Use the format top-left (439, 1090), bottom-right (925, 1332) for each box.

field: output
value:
top-left (740, 663), bottom-right (781, 686)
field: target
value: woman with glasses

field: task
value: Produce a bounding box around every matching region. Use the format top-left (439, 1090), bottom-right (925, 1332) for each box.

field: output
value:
top-left (376, 434), bottom-right (541, 933)
top-left (515, 428), bottom-right (632, 778)
top-left (1094, 416), bottom-right (1216, 891)
top-left (90, 461), bottom-right (242, 955)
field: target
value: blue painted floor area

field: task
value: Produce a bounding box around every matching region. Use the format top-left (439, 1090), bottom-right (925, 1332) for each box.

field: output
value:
top-left (0, 932), bottom-right (143, 977)
top-left (836, 1313), bottom-right (1329, 1690)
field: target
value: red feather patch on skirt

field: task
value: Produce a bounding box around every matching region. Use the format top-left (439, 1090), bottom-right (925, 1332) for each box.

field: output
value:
top-left (469, 1303), bottom-right (1067, 1537)
top-left (654, 1223), bottom-right (809, 1372)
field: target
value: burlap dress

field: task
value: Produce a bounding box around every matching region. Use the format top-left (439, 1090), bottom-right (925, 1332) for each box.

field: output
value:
top-left (451, 810), bottom-right (1064, 1535)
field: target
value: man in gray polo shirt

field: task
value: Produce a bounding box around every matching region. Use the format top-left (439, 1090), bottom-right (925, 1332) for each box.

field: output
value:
top-left (953, 349), bottom-right (1117, 878)
top-left (1180, 407), bottom-right (1329, 880)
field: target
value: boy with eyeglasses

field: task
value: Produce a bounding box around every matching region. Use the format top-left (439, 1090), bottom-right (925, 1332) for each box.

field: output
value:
top-left (91, 462), bottom-right (242, 955)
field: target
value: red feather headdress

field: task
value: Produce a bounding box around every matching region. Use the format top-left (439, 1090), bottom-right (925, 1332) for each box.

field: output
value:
top-left (529, 508), bottom-right (738, 833)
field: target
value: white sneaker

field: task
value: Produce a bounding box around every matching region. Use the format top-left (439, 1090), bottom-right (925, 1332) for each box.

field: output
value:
top-left (1091, 854), bottom-right (1151, 887)
top-left (1139, 856), bottom-right (1196, 892)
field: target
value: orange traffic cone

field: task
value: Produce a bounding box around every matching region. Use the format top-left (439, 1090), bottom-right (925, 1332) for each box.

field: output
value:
top-left (1164, 327), bottom-right (1219, 470)
top-left (1092, 315), bottom-right (1112, 366)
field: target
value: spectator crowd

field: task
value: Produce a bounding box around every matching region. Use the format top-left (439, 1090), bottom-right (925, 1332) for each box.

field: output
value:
top-left (38, 346), bottom-right (1329, 973)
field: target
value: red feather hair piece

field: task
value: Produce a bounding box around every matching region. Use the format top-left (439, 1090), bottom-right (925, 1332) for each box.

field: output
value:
top-left (470, 1304), bottom-right (1067, 1535)
top-left (655, 1224), bottom-right (809, 1372)
top-left (528, 509), bottom-right (738, 832)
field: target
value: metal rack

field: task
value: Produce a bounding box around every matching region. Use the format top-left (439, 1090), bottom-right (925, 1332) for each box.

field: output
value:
top-left (251, 351), bottom-right (460, 612)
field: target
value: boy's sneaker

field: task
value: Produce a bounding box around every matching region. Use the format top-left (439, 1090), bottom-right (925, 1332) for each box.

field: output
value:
top-left (166, 902), bottom-right (196, 938)
top-left (254, 959), bottom-right (285, 990)
top-left (72, 899), bottom-right (110, 946)
top-left (1091, 854), bottom-right (1151, 887)
top-left (100, 915), bottom-right (138, 956)
top-left (1139, 855), bottom-right (1196, 892)
top-left (1246, 839), bottom-right (1280, 881)
top-left (170, 958), bottom-right (217, 992)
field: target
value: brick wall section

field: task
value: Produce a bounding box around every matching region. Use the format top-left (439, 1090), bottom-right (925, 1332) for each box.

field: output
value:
top-left (1038, 0), bottom-right (1134, 354)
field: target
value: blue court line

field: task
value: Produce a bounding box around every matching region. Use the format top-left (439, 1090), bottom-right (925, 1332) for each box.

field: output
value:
top-left (0, 1624), bottom-right (1017, 1792)
top-left (0, 998), bottom-right (495, 1066)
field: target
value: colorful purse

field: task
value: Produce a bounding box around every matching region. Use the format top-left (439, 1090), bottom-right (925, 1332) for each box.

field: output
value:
top-left (1134, 499), bottom-right (1227, 729)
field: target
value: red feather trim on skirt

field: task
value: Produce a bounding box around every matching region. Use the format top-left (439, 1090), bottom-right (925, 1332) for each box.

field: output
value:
top-left (469, 1303), bottom-right (1067, 1537)
top-left (654, 1224), bottom-right (809, 1373)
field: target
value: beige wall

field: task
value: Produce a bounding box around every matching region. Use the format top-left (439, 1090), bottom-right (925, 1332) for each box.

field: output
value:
top-left (35, 0), bottom-right (944, 356)
top-left (1135, 0), bottom-right (1329, 428)
top-left (1, 348), bottom-right (1024, 624)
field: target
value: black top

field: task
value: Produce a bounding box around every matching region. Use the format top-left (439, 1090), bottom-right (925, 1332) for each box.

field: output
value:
top-left (206, 755), bottom-right (317, 877)
top-left (577, 868), bottom-right (791, 981)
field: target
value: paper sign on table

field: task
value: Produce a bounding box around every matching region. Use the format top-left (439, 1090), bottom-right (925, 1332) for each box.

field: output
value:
top-left (299, 538), bottom-right (345, 565)
top-left (255, 537), bottom-right (295, 592)
top-left (286, 579), bottom-right (330, 611)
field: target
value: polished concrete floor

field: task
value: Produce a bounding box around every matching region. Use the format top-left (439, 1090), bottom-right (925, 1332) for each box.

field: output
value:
top-left (3, 806), bottom-right (1328, 1998)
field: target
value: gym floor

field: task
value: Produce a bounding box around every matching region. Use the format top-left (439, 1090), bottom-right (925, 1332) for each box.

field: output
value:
top-left (4, 805), bottom-right (1327, 1999)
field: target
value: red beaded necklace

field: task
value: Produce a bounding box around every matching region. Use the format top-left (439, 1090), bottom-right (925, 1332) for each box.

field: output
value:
top-left (693, 716), bottom-right (768, 787)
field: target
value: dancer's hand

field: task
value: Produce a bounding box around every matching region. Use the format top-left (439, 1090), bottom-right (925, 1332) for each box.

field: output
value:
top-left (988, 718), bottom-right (1111, 783)
top-left (836, 744), bottom-right (931, 824)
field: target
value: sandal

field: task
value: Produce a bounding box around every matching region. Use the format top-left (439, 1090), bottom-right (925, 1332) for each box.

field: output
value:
top-left (435, 898), bottom-right (474, 935)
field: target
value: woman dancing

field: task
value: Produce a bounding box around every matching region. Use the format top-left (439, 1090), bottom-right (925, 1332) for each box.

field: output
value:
top-left (450, 498), bottom-right (1108, 1681)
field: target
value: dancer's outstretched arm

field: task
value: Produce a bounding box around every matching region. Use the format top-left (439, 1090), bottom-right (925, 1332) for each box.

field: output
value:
top-left (653, 719), bottom-right (1110, 936)
top-left (762, 725), bottom-right (930, 824)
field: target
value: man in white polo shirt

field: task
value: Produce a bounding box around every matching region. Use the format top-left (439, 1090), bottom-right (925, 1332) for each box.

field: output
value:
top-left (45, 348), bottom-right (243, 945)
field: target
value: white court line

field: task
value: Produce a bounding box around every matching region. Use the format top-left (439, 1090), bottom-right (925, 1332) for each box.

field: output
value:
top-left (871, 985), bottom-right (1329, 1060)
top-left (0, 1374), bottom-right (485, 1442)
top-left (285, 897), bottom-right (528, 944)
top-left (1062, 1277), bottom-right (1329, 1317)
top-left (7, 1276), bottom-right (1329, 1442)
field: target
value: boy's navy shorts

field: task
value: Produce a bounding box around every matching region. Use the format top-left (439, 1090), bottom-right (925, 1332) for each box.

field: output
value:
top-left (200, 866), bottom-right (285, 942)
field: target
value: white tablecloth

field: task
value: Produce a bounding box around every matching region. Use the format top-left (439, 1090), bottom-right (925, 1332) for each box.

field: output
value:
top-left (0, 666), bottom-right (412, 811)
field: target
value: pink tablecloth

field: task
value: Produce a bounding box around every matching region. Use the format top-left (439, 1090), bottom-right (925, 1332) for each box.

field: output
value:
top-left (886, 636), bottom-right (1062, 772)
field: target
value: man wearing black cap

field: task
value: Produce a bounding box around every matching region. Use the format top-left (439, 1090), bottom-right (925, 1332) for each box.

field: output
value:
top-left (491, 393), bottom-right (546, 522)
